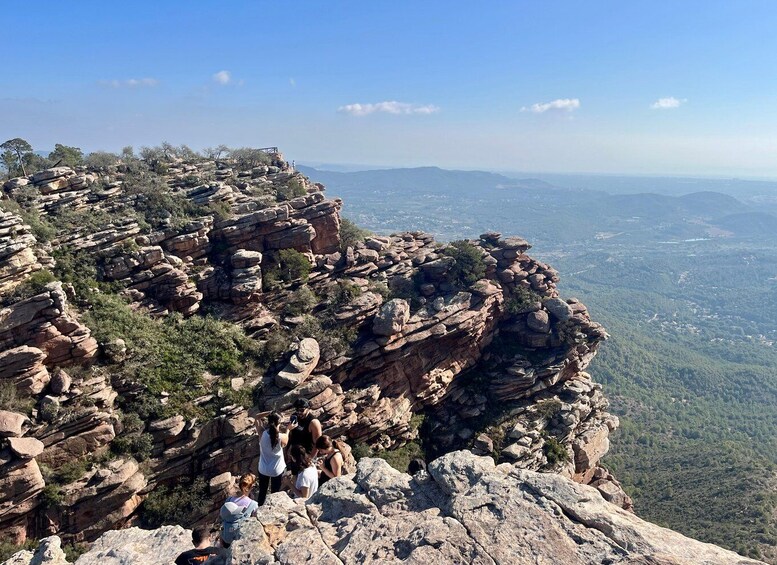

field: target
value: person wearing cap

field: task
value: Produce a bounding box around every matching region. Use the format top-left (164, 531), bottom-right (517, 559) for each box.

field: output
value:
top-left (175, 526), bottom-right (227, 565)
top-left (287, 397), bottom-right (322, 457)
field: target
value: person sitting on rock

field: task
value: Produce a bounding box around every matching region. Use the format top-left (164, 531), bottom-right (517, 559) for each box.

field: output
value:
top-left (315, 435), bottom-right (344, 485)
top-left (287, 397), bottom-right (322, 456)
top-left (287, 444), bottom-right (319, 500)
top-left (257, 411), bottom-right (288, 506)
top-left (220, 473), bottom-right (259, 547)
top-left (175, 526), bottom-right (228, 565)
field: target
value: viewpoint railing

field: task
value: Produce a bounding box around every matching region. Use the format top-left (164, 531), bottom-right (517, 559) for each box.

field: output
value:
top-left (258, 147), bottom-right (279, 154)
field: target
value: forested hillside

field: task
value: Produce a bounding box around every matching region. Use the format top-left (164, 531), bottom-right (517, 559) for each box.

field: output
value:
top-left (312, 165), bottom-right (777, 562)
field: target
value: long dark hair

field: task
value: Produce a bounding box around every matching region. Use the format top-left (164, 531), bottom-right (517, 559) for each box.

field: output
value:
top-left (290, 445), bottom-right (313, 469)
top-left (268, 412), bottom-right (281, 448)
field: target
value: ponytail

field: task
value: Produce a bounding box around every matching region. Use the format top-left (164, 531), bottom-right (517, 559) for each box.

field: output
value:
top-left (268, 411), bottom-right (280, 448)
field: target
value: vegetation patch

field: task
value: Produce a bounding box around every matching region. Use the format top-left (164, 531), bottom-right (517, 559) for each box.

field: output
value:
top-left (441, 240), bottom-right (487, 288)
top-left (140, 477), bottom-right (209, 529)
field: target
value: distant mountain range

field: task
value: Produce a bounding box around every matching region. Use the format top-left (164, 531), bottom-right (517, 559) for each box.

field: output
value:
top-left (300, 165), bottom-right (777, 245)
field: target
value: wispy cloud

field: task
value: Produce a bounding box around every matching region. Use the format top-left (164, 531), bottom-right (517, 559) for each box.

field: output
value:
top-left (338, 101), bottom-right (440, 116)
top-left (521, 98), bottom-right (580, 113)
top-left (651, 96), bottom-right (687, 109)
top-left (289, 78), bottom-right (296, 87)
top-left (212, 70), bottom-right (232, 85)
top-left (99, 78), bottom-right (158, 89)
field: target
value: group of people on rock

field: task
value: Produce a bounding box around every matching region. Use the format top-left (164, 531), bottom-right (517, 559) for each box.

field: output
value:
top-left (175, 397), bottom-right (348, 564)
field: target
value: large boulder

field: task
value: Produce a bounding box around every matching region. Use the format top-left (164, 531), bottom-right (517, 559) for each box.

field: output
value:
top-left (275, 338), bottom-right (320, 389)
top-left (372, 299), bottom-right (410, 336)
top-left (0, 411), bottom-right (28, 438)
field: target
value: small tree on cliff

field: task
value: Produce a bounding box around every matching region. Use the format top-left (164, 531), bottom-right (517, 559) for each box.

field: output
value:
top-left (442, 240), bottom-right (487, 288)
top-left (1, 137), bottom-right (33, 176)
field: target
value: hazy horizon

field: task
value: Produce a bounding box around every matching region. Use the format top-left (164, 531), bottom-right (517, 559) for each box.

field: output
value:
top-left (6, 1), bottom-right (777, 178)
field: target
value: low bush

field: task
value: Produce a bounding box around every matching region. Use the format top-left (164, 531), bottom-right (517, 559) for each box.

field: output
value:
top-left (339, 217), bottom-right (371, 251)
top-left (283, 286), bottom-right (319, 317)
top-left (112, 433), bottom-right (153, 461)
top-left (543, 435), bottom-right (570, 467)
top-left (83, 294), bottom-right (260, 418)
top-left (1, 269), bottom-right (56, 306)
top-left (0, 540), bottom-right (37, 562)
top-left (441, 240), bottom-right (487, 289)
top-left (505, 287), bottom-right (543, 315)
top-left (276, 178), bottom-right (306, 201)
top-left (140, 477), bottom-right (209, 529)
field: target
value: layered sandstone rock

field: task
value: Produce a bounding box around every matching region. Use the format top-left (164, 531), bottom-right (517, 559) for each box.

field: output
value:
top-left (0, 150), bottom-right (626, 549)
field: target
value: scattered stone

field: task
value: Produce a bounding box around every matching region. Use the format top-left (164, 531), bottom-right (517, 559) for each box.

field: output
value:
top-left (7, 437), bottom-right (45, 459)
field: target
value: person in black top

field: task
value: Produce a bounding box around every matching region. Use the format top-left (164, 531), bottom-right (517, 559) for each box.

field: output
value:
top-left (287, 398), bottom-right (322, 456)
top-left (174, 526), bottom-right (228, 565)
top-left (315, 435), bottom-right (343, 485)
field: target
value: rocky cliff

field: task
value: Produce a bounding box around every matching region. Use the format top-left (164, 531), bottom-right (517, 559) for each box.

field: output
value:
top-left (2, 148), bottom-right (622, 550)
top-left (3, 451), bottom-right (765, 565)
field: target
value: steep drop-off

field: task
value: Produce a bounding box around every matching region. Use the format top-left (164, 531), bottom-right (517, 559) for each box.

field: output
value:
top-left (2, 149), bottom-right (622, 548)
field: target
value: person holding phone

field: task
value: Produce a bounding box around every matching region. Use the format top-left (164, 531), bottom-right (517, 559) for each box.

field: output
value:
top-left (287, 397), bottom-right (322, 456)
top-left (257, 411), bottom-right (288, 505)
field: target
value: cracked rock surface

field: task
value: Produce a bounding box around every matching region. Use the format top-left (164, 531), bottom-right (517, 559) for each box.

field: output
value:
top-left (6, 451), bottom-right (762, 565)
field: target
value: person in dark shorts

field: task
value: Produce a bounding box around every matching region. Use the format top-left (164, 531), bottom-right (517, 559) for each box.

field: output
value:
top-left (174, 526), bottom-right (227, 565)
top-left (287, 398), bottom-right (322, 456)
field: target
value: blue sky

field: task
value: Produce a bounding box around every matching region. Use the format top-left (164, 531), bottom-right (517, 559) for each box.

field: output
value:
top-left (4, 1), bottom-right (777, 176)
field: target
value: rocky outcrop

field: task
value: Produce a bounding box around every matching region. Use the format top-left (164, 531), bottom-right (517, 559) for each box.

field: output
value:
top-left (0, 150), bottom-right (626, 549)
top-left (4, 452), bottom-right (761, 565)
top-left (0, 211), bottom-right (44, 296)
top-left (0, 283), bottom-right (97, 369)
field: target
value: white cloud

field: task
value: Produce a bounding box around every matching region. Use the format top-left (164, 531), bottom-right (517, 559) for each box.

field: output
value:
top-left (338, 101), bottom-right (440, 116)
top-left (521, 98), bottom-right (580, 114)
top-left (289, 78), bottom-right (296, 87)
top-left (99, 78), bottom-right (158, 88)
top-left (651, 96), bottom-right (687, 109)
top-left (212, 70), bottom-right (231, 85)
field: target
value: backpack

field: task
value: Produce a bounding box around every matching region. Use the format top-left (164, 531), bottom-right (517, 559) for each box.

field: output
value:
top-left (333, 439), bottom-right (354, 475)
top-left (220, 499), bottom-right (258, 544)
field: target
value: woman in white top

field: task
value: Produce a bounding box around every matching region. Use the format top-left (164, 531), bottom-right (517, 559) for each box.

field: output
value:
top-left (257, 411), bottom-right (288, 506)
top-left (288, 444), bottom-right (318, 500)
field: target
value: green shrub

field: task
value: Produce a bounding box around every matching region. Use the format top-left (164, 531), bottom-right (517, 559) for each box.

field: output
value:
top-left (1, 269), bottom-right (56, 306)
top-left (40, 484), bottom-right (64, 508)
top-left (505, 287), bottom-right (543, 315)
top-left (534, 398), bottom-right (562, 421)
top-left (260, 330), bottom-right (293, 366)
top-left (63, 542), bottom-right (89, 562)
top-left (276, 178), bottom-right (306, 201)
top-left (339, 217), bottom-right (371, 251)
top-left (122, 170), bottom-right (204, 229)
top-left (283, 286), bottom-right (319, 317)
top-left (83, 294), bottom-right (260, 418)
top-left (543, 435), bottom-right (570, 467)
top-left (555, 319), bottom-right (586, 346)
top-left (325, 280), bottom-right (362, 307)
top-left (0, 382), bottom-right (33, 413)
top-left (442, 240), bottom-right (487, 288)
top-left (376, 441), bottom-right (425, 473)
top-left (0, 198), bottom-right (55, 242)
top-left (207, 200), bottom-right (233, 223)
top-left (112, 433), bottom-right (153, 461)
top-left (278, 249), bottom-right (311, 283)
top-left (0, 539), bottom-right (37, 562)
top-left (55, 459), bottom-right (89, 484)
top-left (140, 477), bottom-right (209, 529)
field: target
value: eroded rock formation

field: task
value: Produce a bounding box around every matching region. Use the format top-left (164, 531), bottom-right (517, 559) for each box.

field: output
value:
top-left (0, 150), bottom-right (630, 551)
